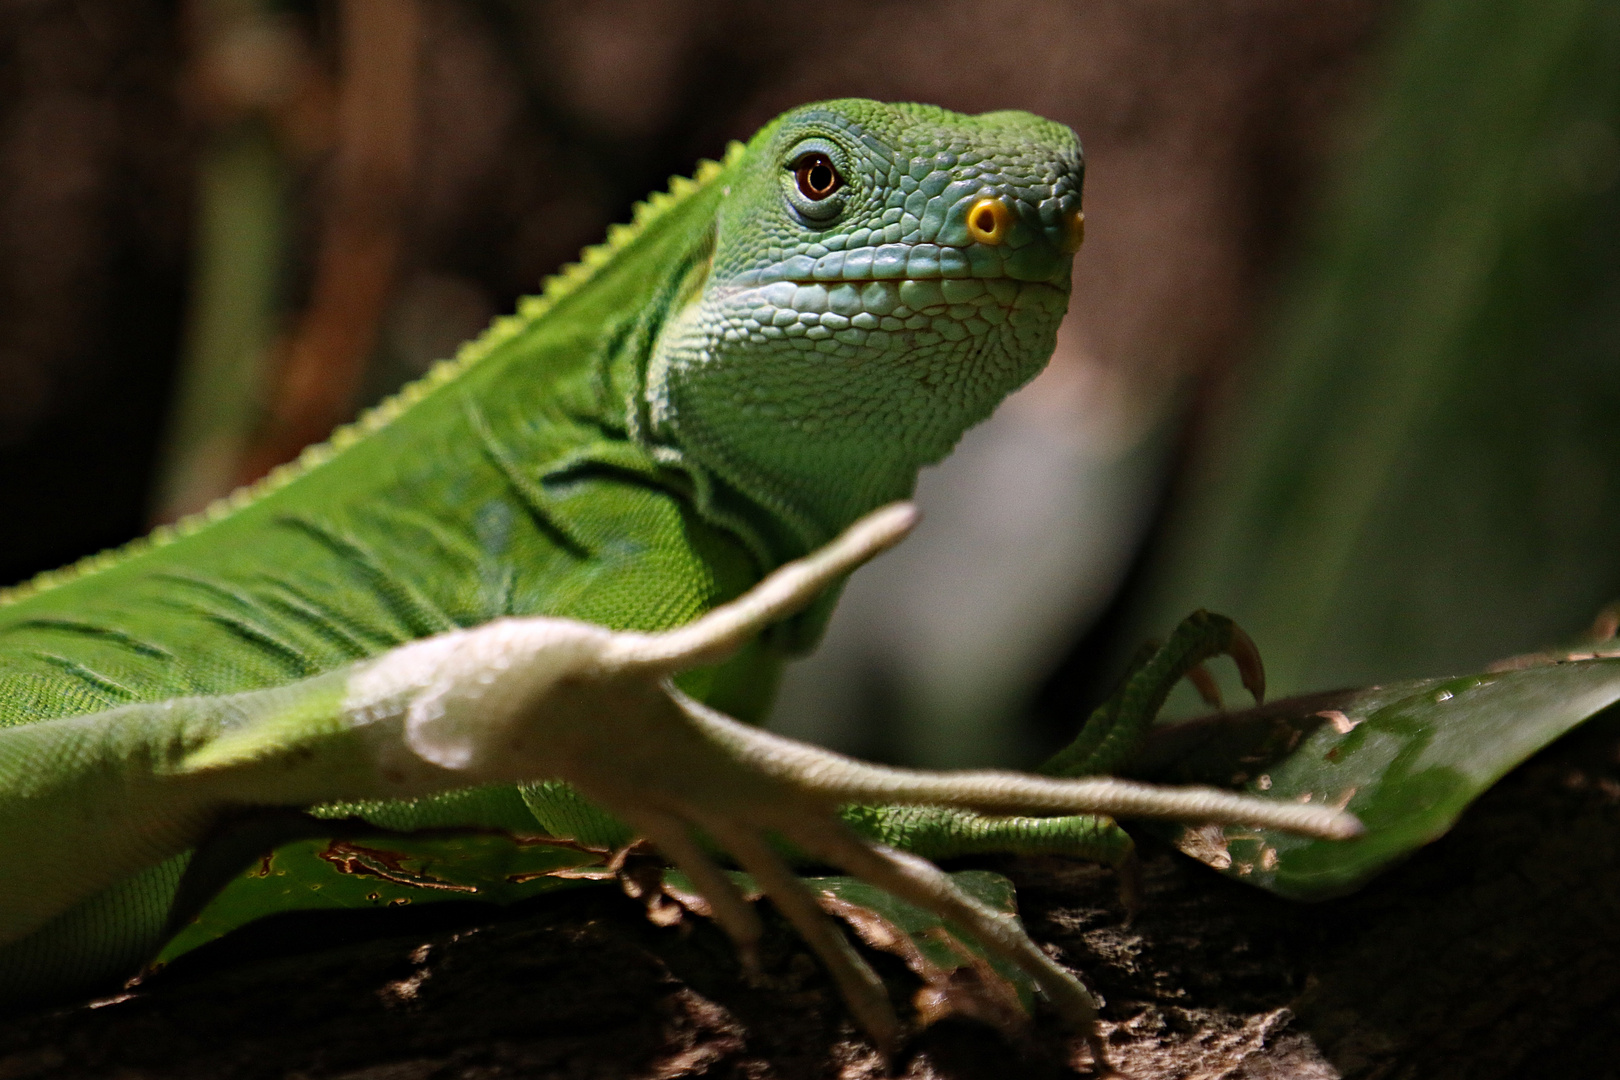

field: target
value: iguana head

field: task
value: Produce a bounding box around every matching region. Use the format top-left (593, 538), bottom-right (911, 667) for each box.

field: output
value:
top-left (645, 99), bottom-right (1083, 551)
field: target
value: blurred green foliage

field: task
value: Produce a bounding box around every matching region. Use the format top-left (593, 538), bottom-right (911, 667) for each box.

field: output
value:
top-left (1140, 0), bottom-right (1620, 696)
top-left (153, 125), bottom-right (287, 521)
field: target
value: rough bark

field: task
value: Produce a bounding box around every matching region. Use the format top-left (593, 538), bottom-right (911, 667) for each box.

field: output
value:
top-left (4, 711), bottom-right (1617, 1080)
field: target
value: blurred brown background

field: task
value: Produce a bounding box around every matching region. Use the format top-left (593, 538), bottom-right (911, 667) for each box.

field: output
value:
top-left (0, 0), bottom-right (1389, 761)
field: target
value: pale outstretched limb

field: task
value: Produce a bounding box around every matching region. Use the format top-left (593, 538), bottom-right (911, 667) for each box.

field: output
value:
top-left (163, 502), bottom-right (1360, 1068)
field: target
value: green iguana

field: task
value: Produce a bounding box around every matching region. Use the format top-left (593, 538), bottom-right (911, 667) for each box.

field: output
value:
top-left (0, 99), bottom-right (1357, 1065)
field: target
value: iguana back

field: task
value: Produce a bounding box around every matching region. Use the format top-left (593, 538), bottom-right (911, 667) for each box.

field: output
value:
top-left (0, 98), bottom-right (1085, 1003)
top-left (0, 151), bottom-right (758, 728)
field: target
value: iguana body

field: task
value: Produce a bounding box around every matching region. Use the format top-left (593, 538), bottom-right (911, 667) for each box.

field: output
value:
top-left (0, 100), bottom-right (1355, 1059)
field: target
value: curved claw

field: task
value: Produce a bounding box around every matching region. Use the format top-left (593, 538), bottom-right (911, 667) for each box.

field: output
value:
top-left (1042, 610), bottom-right (1268, 779)
top-left (783, 818), bottom-right (1109, 1070)
top-left (702, 817), bottom-right (902, 1055)
top-left (1225, 620), bottom-right (1265, 705)
top-left (1184, 663), bottom-right (1223, 710)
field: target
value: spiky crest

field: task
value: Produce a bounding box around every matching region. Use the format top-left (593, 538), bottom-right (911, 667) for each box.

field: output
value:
top-left (0, 144), bottom-right (747, 608)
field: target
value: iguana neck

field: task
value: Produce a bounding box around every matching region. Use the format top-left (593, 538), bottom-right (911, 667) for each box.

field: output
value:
top-left (642, 304), bottom-right (925, 555)
top-left (639, 271), bottom-right (1070, 560)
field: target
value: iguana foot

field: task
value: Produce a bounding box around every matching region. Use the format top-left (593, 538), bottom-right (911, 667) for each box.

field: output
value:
top-left (1042, 610), bottom-right (1266, 780)
top-left (186, 505), bottom-right (1358, 1066)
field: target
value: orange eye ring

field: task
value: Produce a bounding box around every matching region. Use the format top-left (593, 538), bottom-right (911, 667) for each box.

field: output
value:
top-left (1061, 209), bottom-right (1086, 254)
top-left (794, 153), bottom-right (843, 200)
top-left (966, 197), bottom-right (1013, 245)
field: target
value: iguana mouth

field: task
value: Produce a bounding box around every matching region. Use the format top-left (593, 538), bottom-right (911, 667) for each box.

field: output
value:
top-left (740, 275), bottom-right (1064, 320)
top-left (739, 247), bottom-right (1068, 290)
top-left (697, 272), bottom-right (1067, 361)
top-left (780, 277), bottom-right (1062, 286)
top-left (774, 277), bottom-right (1064, 318)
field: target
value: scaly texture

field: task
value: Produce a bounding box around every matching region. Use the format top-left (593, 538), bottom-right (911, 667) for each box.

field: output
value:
top-left (645, 103), bottom-right (1081, 549)
top-left (0, 103), bottom-right (1367, 1065)
top-left (0, 100), bottom-right (1091, 1009)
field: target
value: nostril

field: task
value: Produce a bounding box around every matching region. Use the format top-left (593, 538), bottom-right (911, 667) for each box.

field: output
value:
top-left (1060, 209), bottom-right (1085, 255)
top-left (966, 197), bottom-right (1012, 245)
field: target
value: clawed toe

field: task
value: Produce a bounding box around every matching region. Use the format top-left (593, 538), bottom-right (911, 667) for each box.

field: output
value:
top-left (699, 816), bottom-right (903, 1054)
top-left (1224, 619), bottom-right (1265, 704)
top-left (780, 817), bottom-right (1109, 1068)
top-left (528, 511), bottom-right (1352, 1073)
top-left (637, 796), bottom-right (1114, 1068)
top-left (1042, 610), bottom-right (1267, 779)
top-left (625, 810), bottom-right (764, 973)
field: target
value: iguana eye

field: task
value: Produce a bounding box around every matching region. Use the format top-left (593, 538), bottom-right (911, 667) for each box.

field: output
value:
top-left (794, 153), bottom-right (843, 200)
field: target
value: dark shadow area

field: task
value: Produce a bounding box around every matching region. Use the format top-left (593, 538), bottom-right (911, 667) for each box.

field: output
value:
top-left (4, 708), bottom-right (1619, 1077)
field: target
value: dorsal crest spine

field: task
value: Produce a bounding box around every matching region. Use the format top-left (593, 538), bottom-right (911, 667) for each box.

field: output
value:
top-left (0, 145), bottom-right (746, 608)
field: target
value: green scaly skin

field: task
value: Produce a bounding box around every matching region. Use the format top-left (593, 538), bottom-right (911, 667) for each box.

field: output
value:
top-left (0, 100), bottom-right (1117, 1004)
top-left (1043, 610), bottom-right (1266, 780)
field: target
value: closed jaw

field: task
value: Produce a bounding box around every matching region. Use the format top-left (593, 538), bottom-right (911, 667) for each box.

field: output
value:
top-left (719, 275), bottom-right (1065, 352)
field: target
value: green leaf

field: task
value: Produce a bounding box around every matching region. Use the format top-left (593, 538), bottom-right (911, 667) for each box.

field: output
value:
top-left (152, 831), bottom-right (610, 967)
top-left (1138, 658), bottom-right (1620, 899)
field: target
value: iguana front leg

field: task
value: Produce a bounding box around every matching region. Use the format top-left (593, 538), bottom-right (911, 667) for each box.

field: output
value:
top-left (1043, 609), bottom-right (1266, 779)
top-left (1, 504), bottom-right (1358, 1065)
top-left (836, 610), bottom-right (1269, 917)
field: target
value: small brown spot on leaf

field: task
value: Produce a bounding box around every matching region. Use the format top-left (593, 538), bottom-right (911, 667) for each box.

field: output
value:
top-left (318, 841), bottom-right (479, 893)
top-left (1317, 709), bottom-right (1358, 734)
